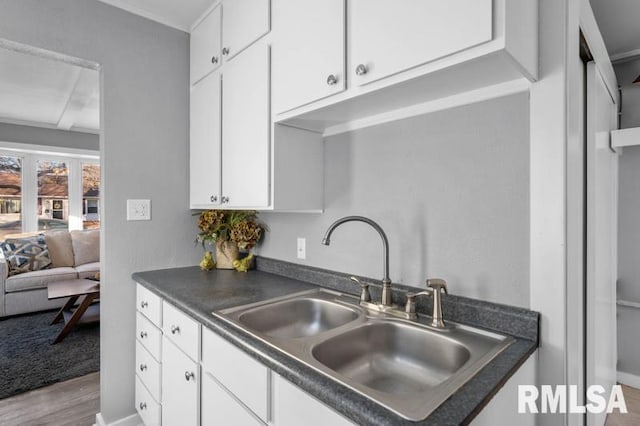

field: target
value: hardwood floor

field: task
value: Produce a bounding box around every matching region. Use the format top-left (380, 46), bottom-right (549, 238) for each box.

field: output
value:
top-left (0, 372), bottom-right (99, 426)
top-left (606, 384), bottom-right (640, 426)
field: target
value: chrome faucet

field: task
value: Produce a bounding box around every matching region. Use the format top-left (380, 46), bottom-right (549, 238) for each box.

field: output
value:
top-left (321, 216), bottom-right (393, 306)
top-left (405, 278), bottom-right (449, 328)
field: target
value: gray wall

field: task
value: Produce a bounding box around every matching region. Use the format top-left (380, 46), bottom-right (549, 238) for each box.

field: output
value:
top-left (0, 0), bottom-right (200, 422)
top-left (0, 122), bottom-right (99, 151)
top-left (259, 93), bottom-right (530, 308)
top-left (615, 58), bottom-right (640, 378)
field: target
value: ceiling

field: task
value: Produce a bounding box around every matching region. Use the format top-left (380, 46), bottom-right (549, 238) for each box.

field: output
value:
top-left (590, 0), bottom-right (640, 61)
top-left (0, 47), bottom-right (99, 133)
top-left (97, 0), bottom-right (217, 32)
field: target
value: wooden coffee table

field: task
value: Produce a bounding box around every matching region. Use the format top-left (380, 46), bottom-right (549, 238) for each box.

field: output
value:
top-left (47, 278), bottom-right (100, 344)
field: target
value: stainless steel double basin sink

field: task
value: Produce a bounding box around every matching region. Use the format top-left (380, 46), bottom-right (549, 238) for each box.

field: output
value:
top-left (216, 288), bottom-right (513, 421)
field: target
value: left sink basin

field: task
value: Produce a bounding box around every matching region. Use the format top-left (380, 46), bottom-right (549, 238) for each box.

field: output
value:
top-left (218, 289), bottom-right (363, 340)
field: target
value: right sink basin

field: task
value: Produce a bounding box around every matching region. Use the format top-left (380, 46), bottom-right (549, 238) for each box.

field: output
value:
top-left (311, 321), bottom-right (471, 394)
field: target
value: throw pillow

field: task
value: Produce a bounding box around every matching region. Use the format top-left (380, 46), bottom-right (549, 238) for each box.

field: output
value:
top-left (0, 234), bottom-right (51, 276)
top-left (70, 229), bottom-right (99, 266)
top-left (45, 230), bottom-right (75, 268)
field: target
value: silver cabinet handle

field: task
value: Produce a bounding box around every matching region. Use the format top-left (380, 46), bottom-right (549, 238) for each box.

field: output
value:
top-left (185, 371), bottom-right (195, 381)
top-left (221, 196), bottom-right (229, 204)
top-left (170, 325), bottom-right (180, 334)
top-left (140, 301), bottom-right (148, 309)
top-left (326, 74), bottom-right (338, 86)
top-left (210, 195), bottom-right (218, 203)
top-left (355, 64), bottom-right (368, 76)
top-left (139, 363), bottom-right (147, 372)
top-left (211, 56), bottom-right (219, 64)
top-left (139, 402), bottom-right (147, 410)
top-left (139, 331), bottom-right (147, 339)
top-left (222, 47), bottom-right (230, 56)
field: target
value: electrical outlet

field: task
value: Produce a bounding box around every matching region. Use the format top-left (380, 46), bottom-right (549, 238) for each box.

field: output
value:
top-left (297, 237), bottom-right (306, 259)
top-left (127, 199), bottom-right (151, 221)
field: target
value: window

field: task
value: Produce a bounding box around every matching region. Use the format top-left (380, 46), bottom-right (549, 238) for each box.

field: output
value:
top-left (0, 155), bottom-right (23, 240)
top-left (82, 163), bottom-right (100, 229)
top-left (37, 160), bottom-right (69, 231)
top-left (0, 147), bottom-right (99, 237)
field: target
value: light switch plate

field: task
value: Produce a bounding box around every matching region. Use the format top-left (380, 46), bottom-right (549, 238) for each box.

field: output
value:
top-left (127, 199), bottom-right (151, 221)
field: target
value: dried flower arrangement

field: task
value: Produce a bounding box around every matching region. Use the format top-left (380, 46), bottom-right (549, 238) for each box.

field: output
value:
top-left (196, 210), bottom-right (266, 270)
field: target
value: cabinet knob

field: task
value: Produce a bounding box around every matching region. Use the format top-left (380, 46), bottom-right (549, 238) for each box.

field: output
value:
top-left (140, 301), bottom-right (148, 309)
top-left (139, 402), bottom-right (147, 410)
top-left (355, 64), bottom-right (368, 76)
top-left (210, 195), bottom-right (218, 203)
top-left (326, 74), bottom-right (338, 86)
top-left (221, 196), bottom-right (229, 204)
top-left (139, 363), bottom-right (147, 372)
top-left (222, 47), bottom-right (230, 56)
top-left (170, 325), bottom-right (180, 334)
top-left (185, 371), bottom-right (196, 381)
top-left (139, 331), bottom-right (147, 339)
top-left (211, 56), bottom-right (218, 64)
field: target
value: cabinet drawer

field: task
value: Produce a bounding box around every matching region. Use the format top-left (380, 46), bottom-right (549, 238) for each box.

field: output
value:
top-left (136, 284), bottom-right (162, 327)
top-left (137, 312), bottom-right (162, 361)
top-left (201, 371), bottom-right (264, 426)
top-left (162, 301), bottom-right (201, 361)
top-left (136, 375), bottom-right (161, 426)
top-left (136, 340), bottom-right (161, 402)
top-left (162, 337), bottom-right (199, 426)
top-left (202, 327), bottom-right (269, 422)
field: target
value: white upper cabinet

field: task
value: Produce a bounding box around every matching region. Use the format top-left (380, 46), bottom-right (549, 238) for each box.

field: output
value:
top-left (222, 41), bottom-right (270, 208)
top-left (190, 4), bottom-right (222, 85)
top-left (349, 0), bottom-right (492, 85)
top-left (190, 71), bottom-right (221, 209)
top-left (222, 0), bottom-right (270, 62)
top-left (272, 0), bottom-right (345, 114)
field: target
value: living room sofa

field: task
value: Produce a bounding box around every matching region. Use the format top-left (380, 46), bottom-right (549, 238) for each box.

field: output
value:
top-left (0, 229), bottom-right (99, 317)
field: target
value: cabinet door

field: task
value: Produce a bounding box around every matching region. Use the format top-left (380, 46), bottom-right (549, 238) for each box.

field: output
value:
top-left (349, 0), bottom-right (492, 85)
top-left (201, 372), bottom-right (264, 426)
top-left (222, 42), bottom-right (270, 207)
top-left (191, 4), bottom-right (222, 85)
top-left (272, 0), bottom-right (345, 114)
top-left (190, 71), bottom-right (222, 208)
top-left (222, 0), bottom-right (270, 61)
top-left (162, 337), bottom-right (199, 426)
top-left (273, 374), bottom-right (353, 426)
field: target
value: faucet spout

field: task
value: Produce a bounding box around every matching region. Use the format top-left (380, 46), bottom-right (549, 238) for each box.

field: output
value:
top-left (321, 216), bottom-right (392, 306)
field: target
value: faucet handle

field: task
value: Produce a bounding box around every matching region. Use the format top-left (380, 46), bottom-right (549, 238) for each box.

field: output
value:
top-left (350, 276), bottom-right (372, 303)
top-left (405, 290), bottom-right (432, 318)
top-left (426, 278), bottom-right (448, 294)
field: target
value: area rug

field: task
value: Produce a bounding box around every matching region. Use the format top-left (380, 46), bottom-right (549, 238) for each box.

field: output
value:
top-left (0, 310), bottom-right (99, 399)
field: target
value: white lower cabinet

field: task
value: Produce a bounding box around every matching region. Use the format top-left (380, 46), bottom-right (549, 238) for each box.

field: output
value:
top-left (201, 372), bottom-right (264, 425)
top-left (162, 337), bottom-right (200, 426)
top-left (272, 373), bottom-right (353, 426)
top-left (136, 376), bottom-right (162, 426)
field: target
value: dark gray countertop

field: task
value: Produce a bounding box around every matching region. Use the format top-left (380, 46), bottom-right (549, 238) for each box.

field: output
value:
top-left (133, 257), bottom-right (538, 425)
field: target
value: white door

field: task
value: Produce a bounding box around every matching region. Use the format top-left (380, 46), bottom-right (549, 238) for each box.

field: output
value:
top-left (348, 0), bottom-right (492, 86)
top-left (272, 0), bottom-right (345, 114)
top-left (162, 337), bottom-right (200, 426)
top-left (222, 0), bottom-right (270, 62)
top-left (586, 62), bottom-right (618, 426)
top-left (190, 71), bottom-right (222, 208)
top-left (222, 41), bottom-right (270, 207)
top-left (190, 4), bottom-right (222, 85)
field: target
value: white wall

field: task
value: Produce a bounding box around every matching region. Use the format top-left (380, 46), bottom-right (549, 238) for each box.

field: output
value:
top-left (615, 58), bottom-right (640, 381)
top-left (0, 122), bottom-right (99, 151)
top-left (259, 93), bottom-right (530, 308)
top-left (0, 0), bottom-right (200, 422)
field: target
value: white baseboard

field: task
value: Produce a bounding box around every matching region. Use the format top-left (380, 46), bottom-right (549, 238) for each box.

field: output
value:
top-left (94, 412), bottom-right (142, 426)
top-left (617, 371), bottom-right (640, 390)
